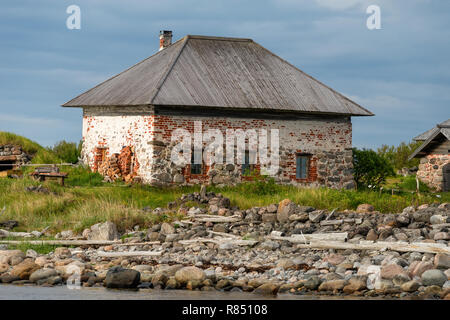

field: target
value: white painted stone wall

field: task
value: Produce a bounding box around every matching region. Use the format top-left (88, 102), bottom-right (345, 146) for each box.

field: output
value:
top-left (82, 106), bottom-right (156, 182)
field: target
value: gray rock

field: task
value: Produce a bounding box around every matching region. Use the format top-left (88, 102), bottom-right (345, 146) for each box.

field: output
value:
top-left (309, 210), bottom-right (325, 223)
top-left (88, 222), bottom-right (119, 241)
top-left (262, 213), bottom-right (277, 223)
top-left (421, 269), bottom-right (447, 287)
top-left (105, 266), bottom-right (140, 288)
top-left (29, 268), bottom-right (58, 283)
top-left (175, 266), bottom-right (206, 285)
top-left (173, 174), bottom-right (185, 184)
top-left (434, 254), bottom-right (450, 269)
top-left (160, 222), bottom-right (175, 235)
top-left (401, 280), bottom-right (420, 292)
top-left (430, 215), bottom-right (448, 225)
top-left (266, 204), bottom-right (278, 213)
top-left (277, 199), bottom-right (296, 223)
top-left (260, 240), bottom-right (280, 250)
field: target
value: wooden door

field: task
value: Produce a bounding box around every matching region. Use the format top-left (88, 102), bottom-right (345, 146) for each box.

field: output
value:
top-left (444, 163), bottom-right (450, 192)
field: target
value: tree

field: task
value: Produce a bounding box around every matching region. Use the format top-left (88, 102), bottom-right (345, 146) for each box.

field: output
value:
top-left (49, 140), bottom-right (82, 164)
top-left (353, 148), bottom-right (395, 189)
top-left (377, 141), bottom-right (421, 171)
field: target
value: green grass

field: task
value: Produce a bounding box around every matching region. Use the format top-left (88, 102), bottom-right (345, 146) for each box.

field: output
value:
top-left (0, 131), bottom-right (62, 165)
top-left (0, 169), bottom-right (449, 235)
top-left (6, 242), bottom-right (61, 255)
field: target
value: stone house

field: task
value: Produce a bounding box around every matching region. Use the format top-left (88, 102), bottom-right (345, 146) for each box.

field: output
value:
top-left (62, 31), bottom-right (373, 188)
top-left (410, 119), bottom-right (450, 191)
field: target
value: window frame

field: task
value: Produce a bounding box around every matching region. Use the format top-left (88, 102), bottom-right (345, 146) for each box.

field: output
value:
top-left (296, 153), bottom-right (311, 180)
top-left (190, 148), bottom-right (203, 175)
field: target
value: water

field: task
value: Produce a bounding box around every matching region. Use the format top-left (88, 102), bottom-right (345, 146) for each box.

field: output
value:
top-left (0, 284), bottom-right (377, 300)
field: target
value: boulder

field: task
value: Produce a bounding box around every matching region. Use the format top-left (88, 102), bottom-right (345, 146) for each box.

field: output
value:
top-left (262, 213), bottom-right (277, 223)
top-left (309, 210), bottom-right (325, 223)
top-left (421, 269), bottom-right (447, 287)
top-left (343, 277), bottom-right (366, 294)
top-left (277, 199), bottom-right (296, 223)
top-left (175, 266), bottom-right (206, 285)
top-left (434, 232), bottom-right (450, 241)
top-left (366, 229), bottom-right (378, 241)
top-left (0, 274), bottom-right (20, 283)
top-left (10, 260), bottom-right (40, 280)
top-left (401, 280), bottom-right (420, 292)
top-left (356, 204), bottom-right (374, 213)
top-left (29, 268), bottom-right (58, 283)
top-left (324, 254), bottom-right (345, 266)
top-left (266, 204), bottom-right (278, 213)
top-left (434, 254), bottom-right (450, 269)
top-left (0, 263), bottom-right (8, 274)
top-left (88, 222), bottom-right (119, 241)
top-left (409, 261), bottom-right (434, 278)
top-left (160, 222), bottom-right (175, 235)
top-left (0, 250), bottom-right (25, 265)
top-left (380, 264), bottom-right (406, 280)
top-left (430, 215), bottom-right (448, 225)
top-left (253, 283), bottom-right (279, 295)
top-left (54, 247), bottom-right (72, 259)
top-left (105, 266), bottom-right (140, 289)
top-left (276, 259), bottom-right (295, 269)
top-left (318, 279), bottom-right (346, 292)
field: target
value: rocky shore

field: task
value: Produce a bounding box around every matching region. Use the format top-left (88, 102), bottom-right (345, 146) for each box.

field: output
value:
top-left (1, 189), bottom-right (449, 299)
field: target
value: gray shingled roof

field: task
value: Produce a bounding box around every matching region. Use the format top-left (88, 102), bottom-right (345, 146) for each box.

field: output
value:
top-left (62, 35), bottom-right (373, 116)
top-left (413, 119), bottom-right (450, 141)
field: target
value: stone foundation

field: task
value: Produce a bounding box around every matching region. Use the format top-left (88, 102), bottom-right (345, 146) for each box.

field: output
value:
top-left (417, 154), bottom-right (450, 191)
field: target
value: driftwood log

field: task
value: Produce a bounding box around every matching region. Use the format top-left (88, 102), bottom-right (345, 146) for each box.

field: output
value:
top-left (268, 232), bottom-right (349, 243)
top-left (0, 226), bottom-right (49, 238)
top-left (293, 240), bottom-right (450, 254)
top-left (96, 251), bottom-right (163, 257)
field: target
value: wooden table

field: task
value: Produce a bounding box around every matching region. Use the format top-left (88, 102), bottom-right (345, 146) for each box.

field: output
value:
top-left (30, 172), bottom-right (68, 186)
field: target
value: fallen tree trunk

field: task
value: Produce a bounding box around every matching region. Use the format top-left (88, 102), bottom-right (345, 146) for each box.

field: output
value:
top-left (0, 226), bottom-right (49, 238)
top-left (268, 232), bottom-right (349, 243)
top-left (178, 238), bottom-right (258, 246)
top-left (0, 239), bottom-right (119, 246)
top-left (193, 215), bottom-right (241, 223)
top-left (293, 240), bottom-right (450, 254)
top-left (96, 251), bottom-right (163, 257)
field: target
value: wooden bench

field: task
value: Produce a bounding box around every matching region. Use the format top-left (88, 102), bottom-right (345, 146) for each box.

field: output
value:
top-left (30, 166), bottom-right (68, 186)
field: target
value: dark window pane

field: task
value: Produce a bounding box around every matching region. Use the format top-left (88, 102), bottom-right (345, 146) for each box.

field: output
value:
top-left (242, 151), bottom-right (250, 175)
top-left (296, 155), bottom-right (309, 179)
top-left (191, 150), bottom-right (202, 174)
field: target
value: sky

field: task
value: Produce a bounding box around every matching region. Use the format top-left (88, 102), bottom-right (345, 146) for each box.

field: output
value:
top-left (0, 0), bottom-right (449, 149)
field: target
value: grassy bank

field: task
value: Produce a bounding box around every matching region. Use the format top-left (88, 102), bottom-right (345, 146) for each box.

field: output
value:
top-left (1, 169), bottom-right (449, 235)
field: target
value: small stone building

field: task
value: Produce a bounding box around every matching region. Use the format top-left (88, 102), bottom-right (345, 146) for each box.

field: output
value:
top-left (0, 145), bottom-right (31, 176)
top-left (410, 119), bottom-right (450, 191)
top-left (62, 32), bottom-right (373, 188)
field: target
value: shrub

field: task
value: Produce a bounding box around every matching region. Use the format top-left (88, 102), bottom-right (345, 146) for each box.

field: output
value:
top-left (353, 148), bottom-right (395, 189)
top-left (49, 140), bottom-right (81, 164)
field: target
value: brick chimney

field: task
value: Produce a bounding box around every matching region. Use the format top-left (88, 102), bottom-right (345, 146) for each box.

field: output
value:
top-left (159, 30), bottom-right (172, 51)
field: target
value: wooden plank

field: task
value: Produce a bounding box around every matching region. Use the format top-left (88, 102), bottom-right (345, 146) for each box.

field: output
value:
top-left (293, 240), bottom-right (450, 254)
top-left (96, 251), bottom-right (163, 257)
top-left (268, 232), bottom-right (348, 243)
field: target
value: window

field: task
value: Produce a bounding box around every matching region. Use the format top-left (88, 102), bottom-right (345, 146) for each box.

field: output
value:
top-left (296, 155), bottom-right (309, 179)
top-left (190, 149), bottom-right (202, 175)
top-left (241, 150), bottom-right (256, 175)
